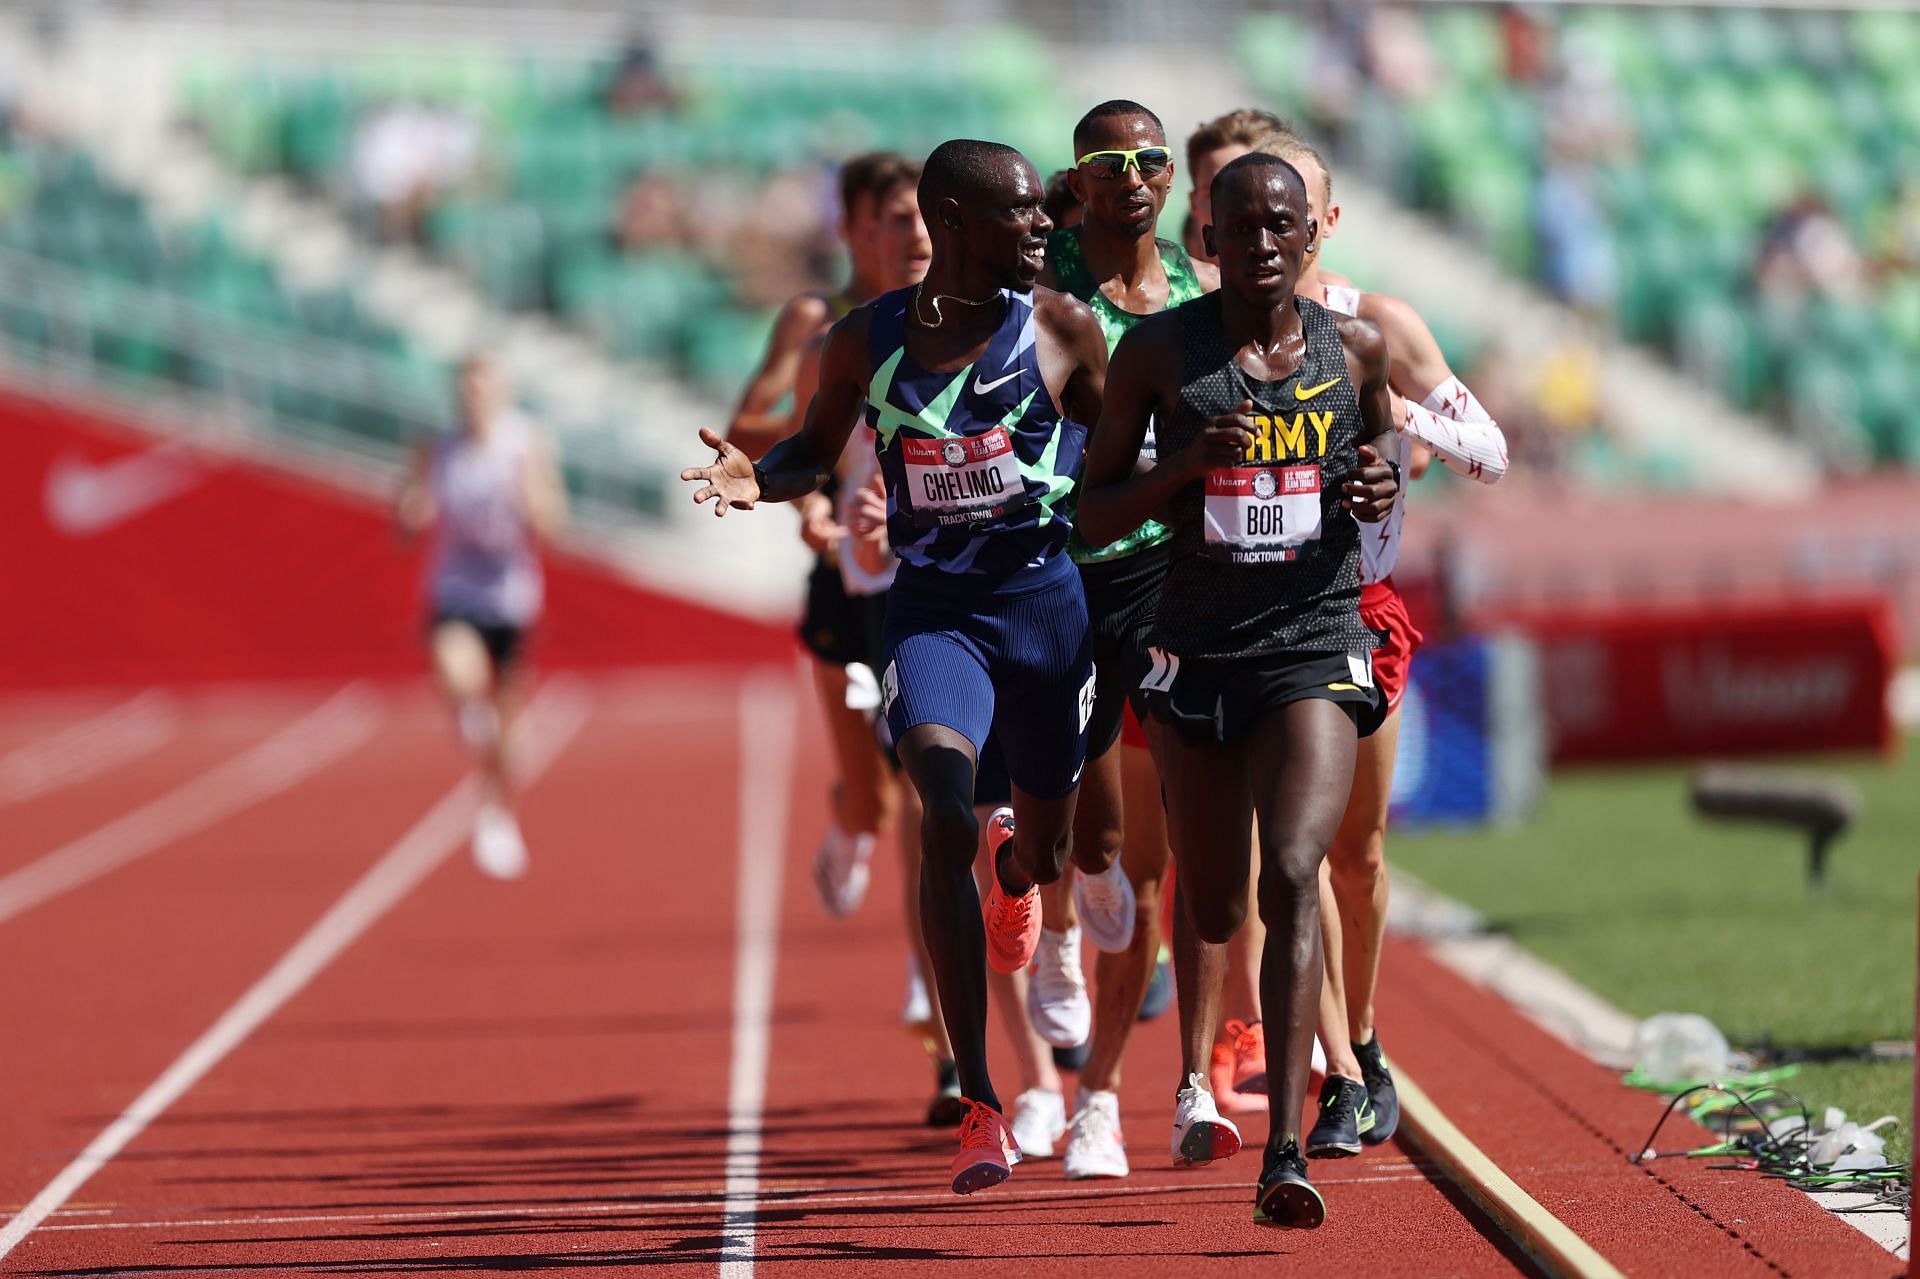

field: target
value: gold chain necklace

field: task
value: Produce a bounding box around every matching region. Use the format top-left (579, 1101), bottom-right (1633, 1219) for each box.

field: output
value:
top-left (912, 284), bottom-right (1001, 329)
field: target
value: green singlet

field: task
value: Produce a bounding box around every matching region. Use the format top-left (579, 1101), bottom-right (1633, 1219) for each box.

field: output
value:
top-left (1049, 228), bottom-right (1206, 564)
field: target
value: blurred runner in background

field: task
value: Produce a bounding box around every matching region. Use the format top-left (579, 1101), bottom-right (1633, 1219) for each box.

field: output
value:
top-left (396, 355), bottom-right (566, 878)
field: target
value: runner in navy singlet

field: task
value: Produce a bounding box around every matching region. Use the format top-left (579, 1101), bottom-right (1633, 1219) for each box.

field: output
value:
top-left (683, 139), bottom-right (1110, 1196)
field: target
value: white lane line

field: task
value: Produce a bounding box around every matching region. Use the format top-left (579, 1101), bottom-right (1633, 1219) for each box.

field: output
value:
top-left (0, 692), bottom-right (181, 809)
top-left (0, 680), bottom-right (593, 1264)
top-left (0, 685), bottom-right (384, 925)
top-left (25, 1171), bottom-right (1440, 1235)
top-left (718, 669), bottom-right (799, 1279)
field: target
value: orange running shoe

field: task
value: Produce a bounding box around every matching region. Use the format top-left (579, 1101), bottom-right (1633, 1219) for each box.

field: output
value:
top-left (980, 808), bottom-right (1041, 974)
top-left (1210, 1040), bottom-right (1268, 1115)
top-left (1227, 1018), bottom-right (1268, 1095)
top-left (950, 1099), bottom-right (1018, 1195)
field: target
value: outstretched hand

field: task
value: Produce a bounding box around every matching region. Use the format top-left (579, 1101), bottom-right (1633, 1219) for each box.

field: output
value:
top-left (1343, 442), bottom-right (1399, 523)
top-left (681, 427), bottom-right (761, 517)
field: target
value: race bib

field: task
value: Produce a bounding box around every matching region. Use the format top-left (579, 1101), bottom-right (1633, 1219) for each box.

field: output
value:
top-left (899, 428), bottom-right (1031, 528)
top-left (1204, 464), bottom-right (1322, 563)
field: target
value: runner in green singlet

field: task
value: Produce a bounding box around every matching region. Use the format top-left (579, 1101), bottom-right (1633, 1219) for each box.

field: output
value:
top-left (1032, 99), bottom-right (1219, 1180)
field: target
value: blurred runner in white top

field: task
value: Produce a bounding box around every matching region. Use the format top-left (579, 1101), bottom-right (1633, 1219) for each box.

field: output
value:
top-left (397, 355), bottom-right (566, 878)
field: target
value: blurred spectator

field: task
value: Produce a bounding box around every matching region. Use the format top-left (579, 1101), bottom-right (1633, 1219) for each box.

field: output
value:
top-left (1499, 4), bottom-right (1547, 85)
top-left (1306, 5), bottom-right (1369, 144)
top-left (606, 31), bottom-right (677, 115)
top-left (1754, 194), bottom-right (1867, 306)
top-left (757, 166), bottom-right (836, 299)
top-left (1463, 341), bottom-right (1562, 481)
top-left (351, 101), bottom-right (479, 243)
top-left (1533, 336), bottom-right (1603, 441)
top-left (1534, 144), bottom-right (1616, 316)
top-left (614, 173), bottom-right (690, 253)
top-left (1870, 174), bottom-right (1920, 275)
top-left (1542, 32), bottom-right (1634, 164)
top-left (1362, 7), bottom-right (1438, 102)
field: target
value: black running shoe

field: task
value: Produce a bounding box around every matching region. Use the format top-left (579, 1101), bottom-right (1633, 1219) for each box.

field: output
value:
top-left (1253, 1139), bottom-right (1326, 1229)
top-left (1352, 1035), bottom-right (1399, 1145)
top-left (1305, 1075), bottom-right (1374, 1158)
top-left (1137, 954), bottom-right (1174, 1022)
top-left (926, 1059), bottom-right (968, 1127)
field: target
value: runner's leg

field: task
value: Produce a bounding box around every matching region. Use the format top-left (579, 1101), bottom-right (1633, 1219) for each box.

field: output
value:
top-left (1327, 708), bottom-right (1400, 1044)
top-left (1248, 699), bottom-right (1360, 1154)
top-left (431, 619), bottom-right (497, 782)
top-left (1079, 739), bottom-right (1172, 1093)
top-left (1318, 861), bottom-right (1362, 1081)
top-left (899, 724), bottom-right (997, 1109)
top-left (815, 658), bottom-right (897, 839)
top-left (1156, 718), bottom-right (1254, 1091)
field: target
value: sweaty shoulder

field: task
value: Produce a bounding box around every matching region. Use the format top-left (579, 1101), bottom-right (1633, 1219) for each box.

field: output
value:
top-left (1353, 291), bottom-right (1425, 340)
top-left (775, 290), bottom-right (835, 340)
top-left (1121, 303), bottom-right (1183, 349)
top-left (1032, 284), bottom-right (1103, 345)
top-left (818, 302), bottom-right (876, 380)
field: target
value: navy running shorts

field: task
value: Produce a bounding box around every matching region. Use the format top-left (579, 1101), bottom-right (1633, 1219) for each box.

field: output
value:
top-left (881, 554), bottom-right (1093, 800)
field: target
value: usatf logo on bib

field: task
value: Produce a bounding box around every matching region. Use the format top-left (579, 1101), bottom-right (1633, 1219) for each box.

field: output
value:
top-left (899, 427), bottom-right (1032, 529)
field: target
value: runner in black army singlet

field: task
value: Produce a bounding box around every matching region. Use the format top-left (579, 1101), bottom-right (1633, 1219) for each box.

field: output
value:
top-left (1077, 152), bottom-right (1400, 1231)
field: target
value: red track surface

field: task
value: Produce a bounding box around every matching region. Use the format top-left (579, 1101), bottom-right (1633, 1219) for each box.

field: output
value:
top-left (2, 670), bottom-right (1896, 1277)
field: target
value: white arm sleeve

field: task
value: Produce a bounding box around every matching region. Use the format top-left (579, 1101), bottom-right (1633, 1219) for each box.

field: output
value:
top-left (1399, 376), bottom-right (1509, 484)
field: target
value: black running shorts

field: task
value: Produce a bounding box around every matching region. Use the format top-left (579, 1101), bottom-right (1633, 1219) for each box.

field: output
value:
top-left (1135, 647), bottom-right (1388, 747)
top-left (1078, 542), bottom-right (1170, 759)
top-left (431, 613), bottom-right (527, 674)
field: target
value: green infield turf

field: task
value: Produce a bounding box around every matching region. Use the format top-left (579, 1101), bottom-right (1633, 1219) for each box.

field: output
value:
top-left (1393, 736), bottom-right (1916, 1164)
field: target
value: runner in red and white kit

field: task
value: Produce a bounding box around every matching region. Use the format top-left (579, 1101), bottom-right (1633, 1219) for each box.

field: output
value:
top-left (1254, 125), bottom-right (1510, 1157)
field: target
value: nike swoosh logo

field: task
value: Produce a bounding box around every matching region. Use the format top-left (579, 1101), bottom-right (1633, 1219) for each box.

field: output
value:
top-left (1295, 377), bottom-right (1341, 400)
top-left (973, 369), bottom-right (1021, 396)
top-left (45, 446), bottom-right (204, 537)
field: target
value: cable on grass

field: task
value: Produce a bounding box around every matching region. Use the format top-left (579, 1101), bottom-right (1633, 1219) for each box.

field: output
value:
top-left (1626, 1081), bottom-right (1909, 1202)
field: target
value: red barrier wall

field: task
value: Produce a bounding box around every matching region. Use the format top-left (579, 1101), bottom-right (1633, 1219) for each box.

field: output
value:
top-left (1499, 598), bottom-right (1899, 763)
top-left (0, 387), bottom-right (792, 689)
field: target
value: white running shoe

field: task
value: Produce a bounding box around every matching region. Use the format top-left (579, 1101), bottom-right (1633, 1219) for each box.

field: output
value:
top-left (1073, 859), bottom-right (1137, 954)
top-left (1171, 1072), bottom-right (1243, 1168)
top-left (1009, 1088), bottom-right (1067, 1160)
top-left (811, 826), bottom-right (873, 917)
top-left (902, 956), bottom-right (932, 1037)
top-left (471, 802), bottom-right (528, 880)
top-left (1064, 1090), bottom-right (1130, 1179)
top-left (1025, 926), bottom-right (1091, 1048)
